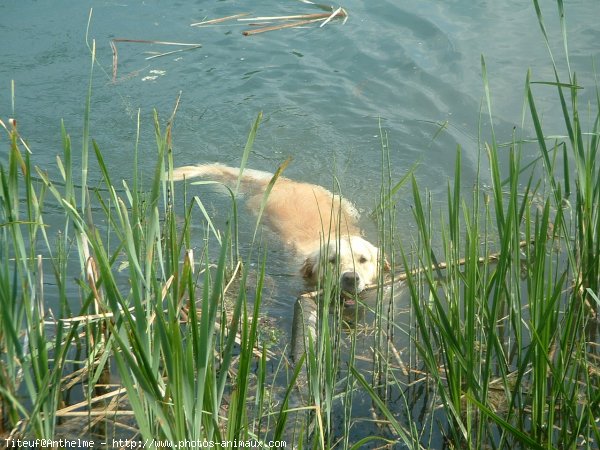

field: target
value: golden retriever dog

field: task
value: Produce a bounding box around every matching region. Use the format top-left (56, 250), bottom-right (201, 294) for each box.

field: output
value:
top-left (170, 163), bottom-right (385, 294)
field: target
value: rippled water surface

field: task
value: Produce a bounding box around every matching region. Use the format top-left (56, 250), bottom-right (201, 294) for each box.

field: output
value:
top-left (1, 0), bottom-right (598, 339)
top-left (3, 1), bottom-right (598, 186)
top-left (1, 1), bottom-right (599, 429)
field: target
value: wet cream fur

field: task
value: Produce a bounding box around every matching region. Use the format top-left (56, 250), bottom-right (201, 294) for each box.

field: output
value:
top-left (170, 163), bottom-right (385, 293)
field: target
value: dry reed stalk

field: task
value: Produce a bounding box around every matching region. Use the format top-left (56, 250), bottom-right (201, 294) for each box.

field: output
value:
top-left (145, 45), bottom-right (202, 60)
top-left (55, 410), bottom-right (136, 417)
top-left (190, 13), bottom-right (250, 27)
top-left (110, 40), bottom-right (118, 83)
top-left (112, 38), bottom-right (202, 46)
top-left (55, 387), bottom-right (128, 417)
top-left (320, 7), bottom-right (345, 27)
top-left (242, 18), bottom-right (323, 36)
top-left (238, 12), bottom-right (347, 22)
top-left (61, 366), bottom-right (94, 391)
top-left (59, 310), bottom-right (129, 322)
top-left (388, 339), bottom-right (409, 376)
top-left (220, 322), bottom-right (272, 359)
top-left (240, 9), bottom-right (348, 35)
top-left (161, 274), bottom-right (174, 303)
top-left (0, 117), bottom-right (32, 154)
top-left (222, 260), bottom-right (242, 296)
top-left (110, 39), bottom-right (201, 81)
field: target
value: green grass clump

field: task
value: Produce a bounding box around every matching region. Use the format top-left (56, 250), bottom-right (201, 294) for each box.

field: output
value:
top-left (384, 3), bottom-right (599, 448)
top-left (0, 68), bottom-right (274, 443)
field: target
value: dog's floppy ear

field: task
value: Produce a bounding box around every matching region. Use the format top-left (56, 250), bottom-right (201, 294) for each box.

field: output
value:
top-left (300, 258), bottom-right (314, 279)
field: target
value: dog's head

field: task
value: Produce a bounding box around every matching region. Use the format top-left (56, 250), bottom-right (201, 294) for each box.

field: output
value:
top-left (300, 236), bottom-right (389, 294)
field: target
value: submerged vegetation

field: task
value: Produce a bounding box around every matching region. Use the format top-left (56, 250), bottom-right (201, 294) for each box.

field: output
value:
top-left (1, 2), bottom-right (599, 449)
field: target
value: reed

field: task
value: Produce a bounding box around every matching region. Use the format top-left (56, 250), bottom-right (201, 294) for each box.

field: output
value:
top-left (351, 3), bottom-right (598, 448)
top-left (0, 52), bottom-right (272, 443)
top-left (0, 120), bottom-right (77, 439)
top-left (378, 4), bottom-right (600, 448)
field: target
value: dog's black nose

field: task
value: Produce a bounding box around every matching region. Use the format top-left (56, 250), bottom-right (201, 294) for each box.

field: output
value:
top-left (341, 272), bottom-right (361, 292)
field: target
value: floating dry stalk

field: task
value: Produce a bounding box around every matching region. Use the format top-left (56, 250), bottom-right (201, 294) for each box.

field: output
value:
top-left (241, 8), bottom-right (348, 36)
top-left (190, 13), bottom-right (250, 27)
top-left (187, 8), bottom-right (348, 36)
top-left (110, 38), bottom-right (202, 83)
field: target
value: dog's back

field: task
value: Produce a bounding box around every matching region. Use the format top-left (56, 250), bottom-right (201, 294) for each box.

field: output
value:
top-left (170, 163), bottom-right (360, 254)
top-left (170, 163), bottom-right (273, 193)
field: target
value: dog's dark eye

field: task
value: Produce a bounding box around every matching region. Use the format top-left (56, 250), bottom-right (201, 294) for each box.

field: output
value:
top-left (359, 256), bottom-right (368, 264)
top-left (329, 255), bottom-right (337, 263)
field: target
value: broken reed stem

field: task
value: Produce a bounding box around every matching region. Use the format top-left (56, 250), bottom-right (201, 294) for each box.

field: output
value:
top-left (145, 45), bottom-right (202, 60)
top-left (242, 18), bottom-right (323, 36)
top-left (320, 7), bottom-right (344, 27)
top-left (191, 13), bottom-right (250, 27)
top-left (55, 387), bottom-right (128, 416)
top-left (110, 38), bottom-right (201, 81)
top-left (238, 12), bottom-right (347, 22)
top-left (298, 239), bottom-right (533, 301)
top-left (112, 38), bottom-right (202, 46)
top-left (241, 9), bottom-right (347, 36)
top-left (110, 40), bottom-right (118, 83)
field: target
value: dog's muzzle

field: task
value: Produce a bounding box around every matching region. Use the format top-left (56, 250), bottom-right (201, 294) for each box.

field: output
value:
top-left (341, 271), bottom-right (363, 294)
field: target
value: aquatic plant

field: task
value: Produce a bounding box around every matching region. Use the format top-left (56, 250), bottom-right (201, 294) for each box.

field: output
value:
top-left (372, 2), bottom-right (600, 448)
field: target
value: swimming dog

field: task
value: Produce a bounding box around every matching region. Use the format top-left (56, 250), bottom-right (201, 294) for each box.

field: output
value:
top-left (170, 163), bottom-right (385, 293)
